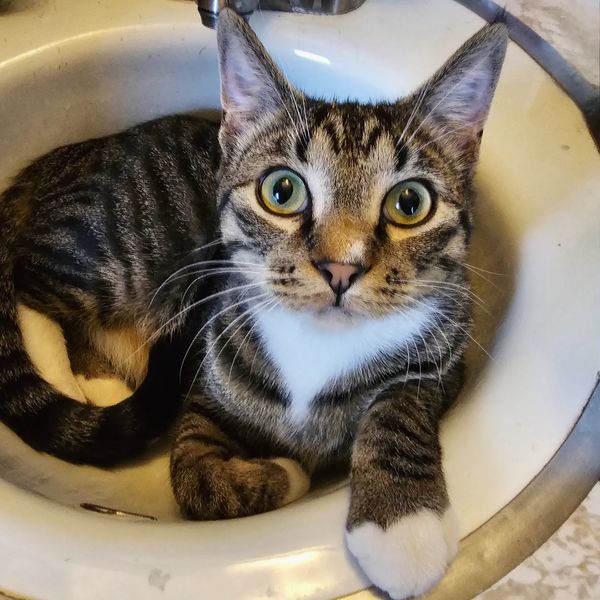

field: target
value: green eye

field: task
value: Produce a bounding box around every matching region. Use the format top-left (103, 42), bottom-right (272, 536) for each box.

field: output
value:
top-left (258, 169), bottom-right (308, 216)
top-left (383, 180), bottom-right (433, 227)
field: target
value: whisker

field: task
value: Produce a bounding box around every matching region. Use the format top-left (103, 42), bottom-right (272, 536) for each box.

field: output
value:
top-left (148, 260), bottom-right (265, 307)
top-left (178, 291), bottom-right (270, 381)
top-left (388, 280), bottom-right (487, 314)
top-left (405, 294), bottom-right (493, 362)
top-left (395, 277), bottom-right (487, 307)
top-left (178, 268), bottom-right (265, 309)
top-left (461, 264), bottom-right (503, 292)
top-left (226, 296), bottom-right (279, 386)
top-left (272, 81), bottom-right (302, 140)
top-left (185, 294), bottom-right (273, 398)
top-left (172, 237), bottom-right (224, 259)
top-left (462, 261), bottom-right (506, 277)
top-left (141, 281), bottom-right (265, 352)
top-left (399, 79), bottom-right (432, 143)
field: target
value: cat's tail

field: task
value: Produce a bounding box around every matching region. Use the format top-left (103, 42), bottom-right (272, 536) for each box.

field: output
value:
top-left (0, 188), bottom-right (182, 467)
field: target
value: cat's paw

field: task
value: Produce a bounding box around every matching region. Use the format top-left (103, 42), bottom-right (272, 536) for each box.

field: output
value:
top-left (346, 506), bottom-right (458, 599)
top-left (270, 458), bottom-right (311, 504)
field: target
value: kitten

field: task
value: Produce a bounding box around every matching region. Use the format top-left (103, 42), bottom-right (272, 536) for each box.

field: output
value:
top-left (0, 9), bottom-right (507, 598)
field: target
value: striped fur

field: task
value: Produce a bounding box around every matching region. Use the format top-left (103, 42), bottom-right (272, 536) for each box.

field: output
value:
top-left (0, 10), bottom-right (506, 597)
top-left (0, 116), bottom-right (220, 464)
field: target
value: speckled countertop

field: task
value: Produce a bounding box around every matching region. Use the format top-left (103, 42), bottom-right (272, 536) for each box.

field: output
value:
top-left (509, 0), bottom-right (600, 86)
top-left (478, 483), bottom-right (600, 599)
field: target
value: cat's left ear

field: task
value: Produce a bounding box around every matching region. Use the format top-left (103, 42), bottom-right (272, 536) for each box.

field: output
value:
top-left (217, 8), bottom-right (295, 142)
top-left (412, 23), bottom-right (508, 143)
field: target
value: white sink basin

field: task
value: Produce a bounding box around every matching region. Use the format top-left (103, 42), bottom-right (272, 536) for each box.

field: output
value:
top-left (0, 0), bottom-right (599, 598)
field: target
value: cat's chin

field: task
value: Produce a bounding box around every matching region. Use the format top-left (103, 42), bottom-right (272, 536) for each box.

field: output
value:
top-left (305, 306), bottom-right (360, 329)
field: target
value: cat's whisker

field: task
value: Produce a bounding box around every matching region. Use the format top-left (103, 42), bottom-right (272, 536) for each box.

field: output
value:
top-left (289, 87), bottom-right (309, 140)
top-left (462, 261), bottom-right (506, 277)
top-left (441, 257), bottom-right (506, 290)
top-left (388, 280), bottom-right (487, 314)
top-left (404, 293), bottom-right (493, 363)
top-left (424, 284), bottom-right (490, 316)
top-left (149, 260), bottom-right (265, 307)
top-left (399, 79), bottom-right (432, 144)
top-left (158, 267), bottom-right (264, 299)
top-left (396, 277), bottom-right (487, 307)
top-left (461, 264), bottom-right (503, 291)
top-left (425, 320), bottom-right (447, 390)
top-left (176, 237), bottom-right (224, 258)
top-left (411, 336), bottom-right (423, 401)
top-left (179, 291), bottom-right (271, 381)
top-left (272, 82), bottom-right (303, 140)
top-left (226, 296), bottom-right (280, 386)
top-left (428, 313), bottom-right (454, 364)
top-left (178, 268), bottom-right (266, 309)
top-left (185, 294), bottom-right (273, 399)
top-left (299, 93), bottom-right (310, 140)
top-left (287, 86), bottom-right (308, 139)
top-left (140, 281), bottom-right (266, 354)
top-left (416, 327), bottom-right (441, 383)
top-left (192, 237), bottom-right (224, 250)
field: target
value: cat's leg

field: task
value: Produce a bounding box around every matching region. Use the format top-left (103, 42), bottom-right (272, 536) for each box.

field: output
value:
top-left (171, 405), bottom-right (310, 519)
top-left (346, 375), bottom-right (462, 600)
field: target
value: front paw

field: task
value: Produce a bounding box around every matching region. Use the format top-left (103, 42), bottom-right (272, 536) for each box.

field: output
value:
top-left (346, 506), bottom-right (459, 599)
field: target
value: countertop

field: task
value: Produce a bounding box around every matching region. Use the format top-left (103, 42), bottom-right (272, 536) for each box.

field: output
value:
top-left (479, 483), bottom-right (600, 599)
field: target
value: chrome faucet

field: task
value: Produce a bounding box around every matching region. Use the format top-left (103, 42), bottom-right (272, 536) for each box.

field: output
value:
top-left (196, 0), bottom-right (367, 29)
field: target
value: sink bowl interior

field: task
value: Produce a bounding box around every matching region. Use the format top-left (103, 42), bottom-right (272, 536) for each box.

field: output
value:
top-left (0, 1), bottom-right (599, 598)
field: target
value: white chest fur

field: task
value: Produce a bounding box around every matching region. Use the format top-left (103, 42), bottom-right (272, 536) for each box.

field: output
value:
top-left (255, 303), bottom-right (434, 423)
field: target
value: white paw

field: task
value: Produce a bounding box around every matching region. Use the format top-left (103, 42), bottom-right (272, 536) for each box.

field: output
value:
top-left (270, 458), bottom-right (311, 505)
top-left (346, 506), bottom-right (459, 599)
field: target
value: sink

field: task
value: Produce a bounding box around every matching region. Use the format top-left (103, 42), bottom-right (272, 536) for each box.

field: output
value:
top-left (0, 0), bottom-right (599, 598)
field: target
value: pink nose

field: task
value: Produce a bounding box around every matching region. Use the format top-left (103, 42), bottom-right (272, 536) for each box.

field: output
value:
top-left (317, 262), bottom-right (365, 296)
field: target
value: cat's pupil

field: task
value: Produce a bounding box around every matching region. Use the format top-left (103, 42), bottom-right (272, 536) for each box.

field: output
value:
top-left (397, 188), bottom-right (421, 216)
top-left (273, 177), bottom-right (294, 205)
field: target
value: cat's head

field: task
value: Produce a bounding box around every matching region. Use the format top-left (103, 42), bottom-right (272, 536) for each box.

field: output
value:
top-left (215, 9), bottom-right (507, 321)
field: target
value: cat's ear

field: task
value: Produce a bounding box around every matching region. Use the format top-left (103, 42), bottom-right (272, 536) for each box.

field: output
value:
top-left (412, 23), bottom-right (508, 142)
top-left (217, 8), bottom-right (292, 140)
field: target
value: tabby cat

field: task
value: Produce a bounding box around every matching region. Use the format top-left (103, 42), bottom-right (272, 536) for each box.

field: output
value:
top-left (0, 9), bottom-right (507, 598)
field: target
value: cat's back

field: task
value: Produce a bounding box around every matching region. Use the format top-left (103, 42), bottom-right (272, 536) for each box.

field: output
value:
top-left (4, 114), bottom-right (222, 324)
top-left (13, 114), bottom-right (220, 199)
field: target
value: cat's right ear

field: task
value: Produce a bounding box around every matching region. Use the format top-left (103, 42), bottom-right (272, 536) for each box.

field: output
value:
top-left (408, 23), bottom-right (508, 146)
top-left (217, 8), bottom-right (292, 141)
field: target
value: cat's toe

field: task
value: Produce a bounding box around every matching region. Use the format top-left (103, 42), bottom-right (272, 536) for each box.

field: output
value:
top-left (346, 506), bottom-right (458, 600)
top-left (270, 458), bottom-right (311, 504)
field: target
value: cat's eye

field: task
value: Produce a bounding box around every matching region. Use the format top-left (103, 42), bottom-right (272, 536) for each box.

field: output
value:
top-left (383, 180), bottom-right (433, 227)
top-left (258, 168), bottom-right (308, 216)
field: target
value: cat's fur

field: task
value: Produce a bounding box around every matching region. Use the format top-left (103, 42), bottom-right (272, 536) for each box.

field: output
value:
top-left (0, 10), bottom-right (507, 598)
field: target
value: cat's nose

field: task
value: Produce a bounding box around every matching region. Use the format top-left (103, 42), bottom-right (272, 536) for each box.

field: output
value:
top-left (316, 261), bottom-right (366, 296)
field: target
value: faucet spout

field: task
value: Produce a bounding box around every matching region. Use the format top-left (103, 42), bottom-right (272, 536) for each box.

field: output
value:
top-left (195, 0), bottom-right (367, 29)
top-left (196, 1), bottom-right (258, 29)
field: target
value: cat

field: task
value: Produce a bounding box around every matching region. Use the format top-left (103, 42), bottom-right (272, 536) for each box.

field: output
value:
top-left (0, 9), bottom-right (507, 599)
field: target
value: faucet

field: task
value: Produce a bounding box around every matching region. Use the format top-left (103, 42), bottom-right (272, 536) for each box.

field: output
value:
top-left (196, 0), bottom-right (367, 29)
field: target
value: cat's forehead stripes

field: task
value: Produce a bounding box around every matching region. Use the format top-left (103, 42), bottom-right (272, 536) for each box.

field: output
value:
top-left (297, 103), bottom-right (409, 168)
